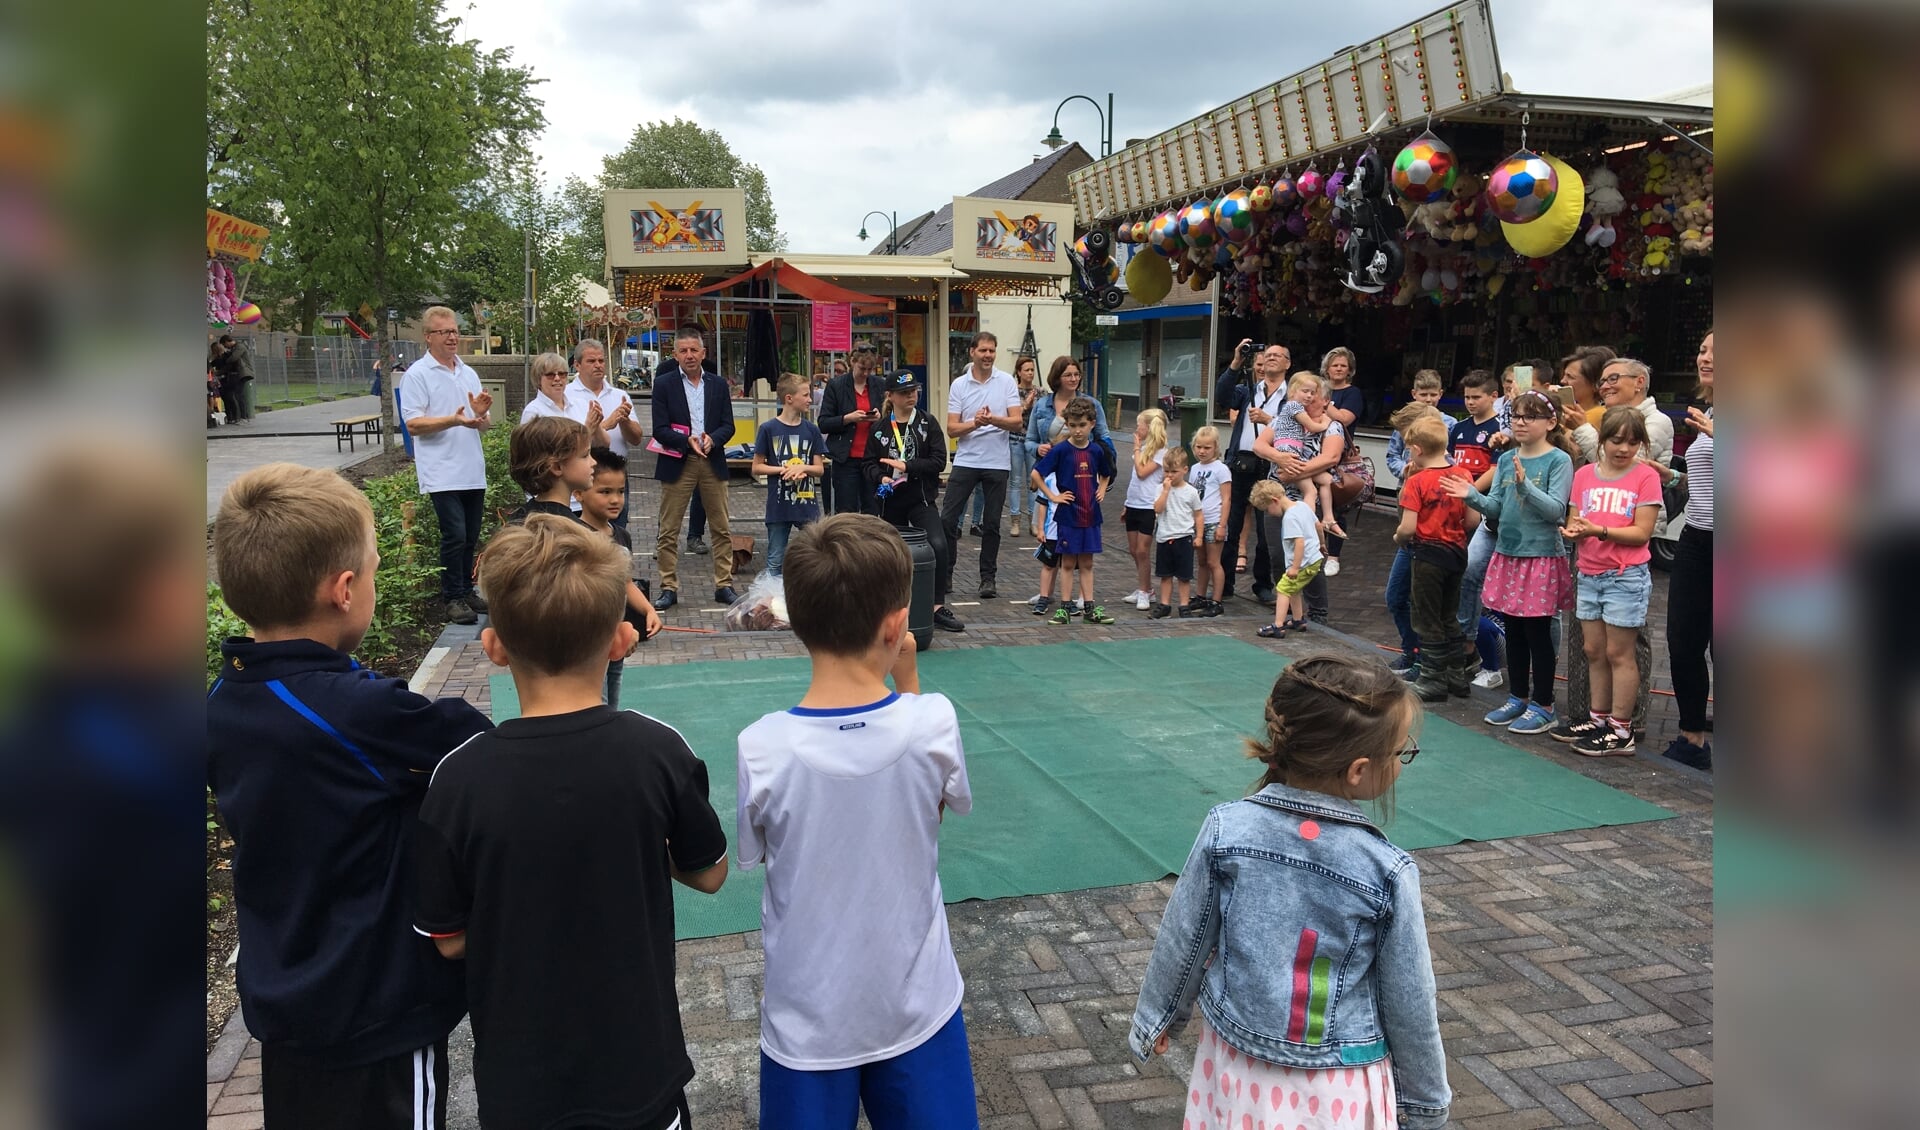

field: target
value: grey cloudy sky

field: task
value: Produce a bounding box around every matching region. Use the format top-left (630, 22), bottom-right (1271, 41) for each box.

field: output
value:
top-left (452, 0), bottom-right (1711, 255)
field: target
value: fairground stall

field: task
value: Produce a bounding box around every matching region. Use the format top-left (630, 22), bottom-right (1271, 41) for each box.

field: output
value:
top-left (602, 188), bottom-right (1075, 434)
top-left (1068, 0), bottom-right (1712, 435)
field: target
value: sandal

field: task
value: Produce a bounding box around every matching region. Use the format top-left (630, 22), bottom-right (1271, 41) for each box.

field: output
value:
top-left (1283, 617), bottom-right (1309, 631)
top-left (1236, 555), bottom-right (1248, 574)
top-left (1257, 624), bottom-right (1287, 639)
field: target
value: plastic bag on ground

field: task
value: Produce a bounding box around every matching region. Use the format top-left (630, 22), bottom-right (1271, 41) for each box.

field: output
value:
top-left (723, 572), bottom-right (790, 631)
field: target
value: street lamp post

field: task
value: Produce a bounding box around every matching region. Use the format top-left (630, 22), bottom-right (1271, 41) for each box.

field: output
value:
top-left (1041, 93), bottom-right (1114, 159)
top-left (857, 210), bottom-right (899, 255)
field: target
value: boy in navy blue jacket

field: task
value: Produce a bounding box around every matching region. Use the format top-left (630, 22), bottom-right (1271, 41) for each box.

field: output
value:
top-left (208, 463), bottom-right (491, 1130)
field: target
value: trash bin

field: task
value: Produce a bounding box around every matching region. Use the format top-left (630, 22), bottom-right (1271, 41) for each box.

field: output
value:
top-left (896, 525), bottom-right (937, 652)
top-left (1177, 398), bottom-right (1209, 455)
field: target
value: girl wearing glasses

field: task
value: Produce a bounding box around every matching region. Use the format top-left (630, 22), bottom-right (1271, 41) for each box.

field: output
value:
top-left (1130, 655), bottom-right (1449, 1130)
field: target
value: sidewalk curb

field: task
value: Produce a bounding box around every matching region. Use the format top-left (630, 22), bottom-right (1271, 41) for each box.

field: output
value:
top-left (206, 1010), bottom-right (250, 1083)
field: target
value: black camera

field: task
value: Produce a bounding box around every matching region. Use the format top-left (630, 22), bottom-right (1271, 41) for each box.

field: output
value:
top-left (1239, 341), bottom-right (1265, 360)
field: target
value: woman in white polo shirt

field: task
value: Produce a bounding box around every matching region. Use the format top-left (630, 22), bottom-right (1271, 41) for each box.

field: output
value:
top-left (519, 353), bottom-right (579, 423)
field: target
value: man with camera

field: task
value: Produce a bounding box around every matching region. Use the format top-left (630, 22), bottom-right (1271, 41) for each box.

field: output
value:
top-left (1214, 340), bottom-right (1291, 600)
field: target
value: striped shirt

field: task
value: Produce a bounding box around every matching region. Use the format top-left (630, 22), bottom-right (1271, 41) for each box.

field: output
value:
top-left (1683, 407), bottom-right (1713, 531)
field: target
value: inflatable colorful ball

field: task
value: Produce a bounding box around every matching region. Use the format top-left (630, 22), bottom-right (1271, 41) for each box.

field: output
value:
top-left (1147, 210), bottom-right (1186, 256)
top-left (1178, 198), bottom-right (1218, 249)
top-left (1271, 176), bottom-right (1299, 209)
top-left (1392, 133), bottom-right (1458, 203)
top-left (1129, 220), bottom-right (1150, 244)
top-left (1248, 182), bottom-right (1274, 212)
top-left (232, 302), bottom-right (263, 325)
top-left (1215, 189), bottom-right (1256, 243)
top-left (1487, 151), bottom-right (1559, 224)
top-left (1296, 169), bottom-right (1324, 199)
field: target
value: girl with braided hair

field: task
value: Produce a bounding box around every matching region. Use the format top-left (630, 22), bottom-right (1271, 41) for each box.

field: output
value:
top-left (1129, 655), bottom-right (1450, 1129)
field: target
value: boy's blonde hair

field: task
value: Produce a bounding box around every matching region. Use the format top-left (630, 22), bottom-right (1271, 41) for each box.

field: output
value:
top-left (1402, 414), bottom-right (1449, 456)
top-left (1248, 479), bottom-right (1289, 510)
top-left (783, 514), bottom-right (911, 657)
top-left (510, 416), bottom-right (590, 495)
top-left (1286, 371), bottom-right (1324, 401)
top-left (776, 371), bottom-right (809, 399)
top-left (1411, 369), bottom-right (1444, 393)
top-left (479, 515), bottom-right (627, 675)
top-left (1162, 446), bottom-right (1191, 472)
top-left (1389, 401), bottom-right (1442, 434)
top-left (214, 463), bottom-right (373, 630)
top-left (1191, 424), bottom-right (1221, 451)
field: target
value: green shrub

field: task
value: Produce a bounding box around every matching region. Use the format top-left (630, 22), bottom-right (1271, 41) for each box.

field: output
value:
top-left (206, 584), bottom-right (247, 685)
top-left (204, 421), bottom-right (519, 679)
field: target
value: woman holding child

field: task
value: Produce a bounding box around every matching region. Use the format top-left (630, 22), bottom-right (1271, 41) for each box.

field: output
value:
top-left (1253, 375), bottom-right (1352, 624)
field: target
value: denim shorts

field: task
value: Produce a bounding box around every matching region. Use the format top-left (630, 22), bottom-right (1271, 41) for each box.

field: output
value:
top-left (1576, 563), bottom-right (1652, 628)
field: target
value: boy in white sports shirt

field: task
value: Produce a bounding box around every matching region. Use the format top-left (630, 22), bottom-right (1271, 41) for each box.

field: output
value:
top-left (735, 514), bottom-right (977, 1128)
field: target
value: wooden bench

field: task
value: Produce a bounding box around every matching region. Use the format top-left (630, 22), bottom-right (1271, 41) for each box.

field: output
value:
top-left (330, 413), bottom-right (384, 452)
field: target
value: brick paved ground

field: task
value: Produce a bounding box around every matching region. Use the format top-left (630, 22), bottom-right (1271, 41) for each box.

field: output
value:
top-left (208, 412), bottom-right (1712, 1128)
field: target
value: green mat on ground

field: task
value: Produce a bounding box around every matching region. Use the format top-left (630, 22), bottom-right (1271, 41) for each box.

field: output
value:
top-left (488, 637), bottom-right (1672, 939)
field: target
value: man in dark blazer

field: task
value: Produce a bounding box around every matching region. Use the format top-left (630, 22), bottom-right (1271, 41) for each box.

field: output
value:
top-left (652, 326), bottom-right (737, 607)
top-left (816, 347), bottom-right (890, 515)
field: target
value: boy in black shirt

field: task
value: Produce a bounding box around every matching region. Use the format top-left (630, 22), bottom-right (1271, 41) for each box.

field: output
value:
top-left (209, 463), bottom-right (491, 1129)
top-left (496, 421), bottom-right (661, 704)
top-left (577, 445), bottom-right (663, 704)
top-left (414, 514), bottom-right (728, 1130)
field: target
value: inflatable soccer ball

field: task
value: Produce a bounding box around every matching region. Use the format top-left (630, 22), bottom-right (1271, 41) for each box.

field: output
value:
top-left (1487, 151), bottom-right (1559, 224)
top-left (1392, 134), bottom-right (1457, 203)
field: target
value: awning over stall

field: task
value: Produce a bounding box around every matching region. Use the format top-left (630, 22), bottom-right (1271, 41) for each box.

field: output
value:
top-left (661, 258), bottom-right (893, 307)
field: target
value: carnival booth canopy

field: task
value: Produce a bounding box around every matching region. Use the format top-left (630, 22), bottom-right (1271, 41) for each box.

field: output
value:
top-left (1069, 0), bottom-right (1711, 332)
top-left (604, 188), bottom-right (1073, 414)
top-left (662, 258), bottom-right (892, 306)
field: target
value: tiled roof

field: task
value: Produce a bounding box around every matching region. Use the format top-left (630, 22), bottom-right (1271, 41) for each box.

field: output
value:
top-left (889, 143), bottom-right (1091, 257)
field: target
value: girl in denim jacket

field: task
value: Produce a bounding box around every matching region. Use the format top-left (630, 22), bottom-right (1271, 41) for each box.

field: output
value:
top-left (1129, 656), bottom-right (1450, 1129)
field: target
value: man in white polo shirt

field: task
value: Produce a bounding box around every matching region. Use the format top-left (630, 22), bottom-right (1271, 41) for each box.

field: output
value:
top-left (400, 305), bottom-right (494, 624)
top-left (938, 331), bottom-right (1023, 611)
top-left (566, 337), bottom-right (646, 530)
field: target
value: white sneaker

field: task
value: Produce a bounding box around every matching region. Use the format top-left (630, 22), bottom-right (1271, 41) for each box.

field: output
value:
top-left (1324, 557), bottom-right (1341, 577)
top-left (1471, 668), bottom-right (1505, 689)
top-left (1134, 591), bottom-right (1152, 610)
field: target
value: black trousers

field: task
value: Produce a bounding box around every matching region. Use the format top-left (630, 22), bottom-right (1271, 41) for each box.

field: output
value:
top-left (897, 500), bottom-right (951, 605)
top-left (262, 1039), bottom-right (449, 1130)
top-left (1667, 524), bottom-right (1713, 732)
top-left (219, 375), bottom-right (250, 420)
top-left (428, 488), bottom-right (485, 602)
top-left (688, 491), bottom-right (706, 540)
top-left (1410, 559), bottom-right (1467, 670)
top-left (1221, 459), bottom-right (1268, 596)
top-left (940, 466), bottom-right (1008, 591)
top-left (1505, 614), bottom-right (1557, 707)
top-left (831, 460), bottom-right (876, 516)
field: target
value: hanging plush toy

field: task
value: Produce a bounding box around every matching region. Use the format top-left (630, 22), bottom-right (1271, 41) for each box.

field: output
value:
top-left (1583, 165), bottom-right (1625, 247)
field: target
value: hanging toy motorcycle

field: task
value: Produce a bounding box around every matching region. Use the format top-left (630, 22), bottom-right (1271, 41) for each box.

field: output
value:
top-left (1064, 228), bottom-right (1127, 311)
top-left (1334, 147), bottom-right (1404, 294)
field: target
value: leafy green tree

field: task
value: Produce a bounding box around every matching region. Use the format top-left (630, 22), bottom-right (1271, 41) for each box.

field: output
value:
top-left (446, 165), bottom-right (592, 355)
top-left (565, 117), bottom-right (787, 273)
top-left (208, 0), bottom-right (543, 442)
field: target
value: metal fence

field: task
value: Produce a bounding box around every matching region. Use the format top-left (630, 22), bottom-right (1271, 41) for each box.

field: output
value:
top-left (222, 332), bottom-right (429, 406)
